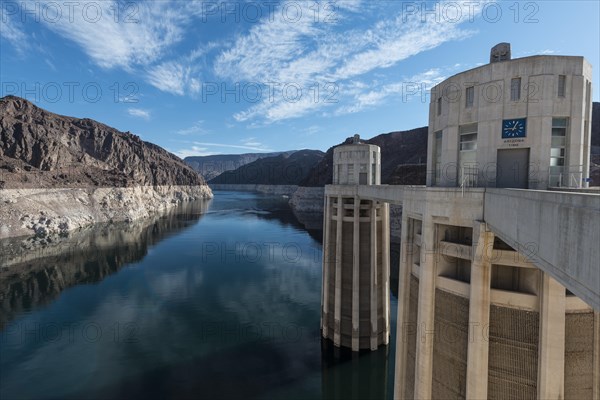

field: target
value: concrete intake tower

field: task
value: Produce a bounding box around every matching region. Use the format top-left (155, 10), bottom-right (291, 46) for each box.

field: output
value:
top-left (320, 134), bottom-right (391, 351)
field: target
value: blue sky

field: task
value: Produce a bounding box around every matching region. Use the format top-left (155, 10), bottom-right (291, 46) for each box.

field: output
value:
top-left (1, 0), bottom-right (599, 157)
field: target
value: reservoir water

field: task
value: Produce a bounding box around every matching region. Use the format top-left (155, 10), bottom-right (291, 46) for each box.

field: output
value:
top-left (0, 191), bottom-right (397, 399)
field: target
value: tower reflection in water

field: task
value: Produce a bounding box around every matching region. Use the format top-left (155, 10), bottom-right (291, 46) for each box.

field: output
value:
top-left (321, 337), bottom-right (391, 400)
top-left (320, 244), bottom-right (399, 400)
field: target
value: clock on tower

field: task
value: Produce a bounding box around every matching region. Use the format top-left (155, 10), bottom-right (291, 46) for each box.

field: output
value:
top-left (502, 118), bottom-right (527, 138)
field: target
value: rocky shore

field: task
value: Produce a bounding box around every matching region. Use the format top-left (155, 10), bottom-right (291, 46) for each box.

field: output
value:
top-left (0, 185), bottom-right (212, 239)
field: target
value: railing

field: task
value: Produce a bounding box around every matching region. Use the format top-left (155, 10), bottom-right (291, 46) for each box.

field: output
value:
top-left (460, 166), bottom-right (478, 196)
top-left (548, 165), bottom-right (585, 188)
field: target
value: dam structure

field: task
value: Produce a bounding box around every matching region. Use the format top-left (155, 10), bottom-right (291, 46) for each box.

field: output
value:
top-left (320, 45), bottom-right (600, 399)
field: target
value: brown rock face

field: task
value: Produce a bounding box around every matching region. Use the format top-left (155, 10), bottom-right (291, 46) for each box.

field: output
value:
top-left (0, 96), bottom-right (206, 188)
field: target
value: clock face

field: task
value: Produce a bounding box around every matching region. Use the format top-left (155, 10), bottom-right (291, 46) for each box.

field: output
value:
top-left (502, 118), bottom-right (527, 138)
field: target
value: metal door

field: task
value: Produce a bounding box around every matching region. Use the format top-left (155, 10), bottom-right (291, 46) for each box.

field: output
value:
top-left (496, 148), bottom-right (529, 188)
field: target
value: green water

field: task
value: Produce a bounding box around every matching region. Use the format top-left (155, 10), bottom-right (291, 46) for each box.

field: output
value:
top-left (0, 191), bottom-right (397, 399)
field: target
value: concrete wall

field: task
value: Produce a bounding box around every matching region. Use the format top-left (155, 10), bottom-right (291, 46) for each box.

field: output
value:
top-left (484, 188), bottom-right (600, 310)
top-left (487, 306), bottom-right (539, 399)
top-left (432, 289), bottom-right (469, 399)
top-left (564, 311), bottom-right (595, 398)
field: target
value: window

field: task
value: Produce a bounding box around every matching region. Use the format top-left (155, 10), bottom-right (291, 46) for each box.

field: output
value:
top-left (459, 124), bottom-right (478, 187)
top-left (348, 164), bottom-right (355, 184)
top-left (372, 164), bottom-right (376, 184)
top-left (459, 133), bottom-right (477, 151)
top-left (437, 97), bottom-right (442, 115)
top-left (359, 164), bottom-right (367, 184)
top-left (510, 77), bottom-right (521, 101)
top-left (558, 75), bottom-right (566, 97)
top-left (465, 86), bottom-right (474, 108)
top-left (549, 118), bottom-right (568, 186)
top-left (434, 131), bottom-right (443, 185)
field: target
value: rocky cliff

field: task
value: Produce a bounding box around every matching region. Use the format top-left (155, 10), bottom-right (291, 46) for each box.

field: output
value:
top-left (0, 96), bottom-right (212, 239)
top-left (0, 95), bottom-right (205, 189)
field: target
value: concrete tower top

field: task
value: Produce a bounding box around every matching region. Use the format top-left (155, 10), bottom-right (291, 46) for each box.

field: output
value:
top-left (333, 136), bottom-right (381, 185)
top-left (490, 43), bottom-right (511, 63)
top-left (428, 53), bottom-right (592, 189)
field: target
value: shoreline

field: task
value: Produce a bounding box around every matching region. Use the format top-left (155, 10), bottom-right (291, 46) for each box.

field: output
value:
top-left (209, 183), bottom-right (299, 196)
top-left (0, 184), bottom-right (213, 240)
top-left (210, 184), bottom-right (403, 242)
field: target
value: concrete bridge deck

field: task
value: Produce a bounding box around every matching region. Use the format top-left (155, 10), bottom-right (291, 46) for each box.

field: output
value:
top-left (325, 184), bottom-right (600, 310)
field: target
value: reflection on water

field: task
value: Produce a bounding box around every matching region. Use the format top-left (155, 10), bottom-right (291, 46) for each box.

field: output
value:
top-left (0, 201), bottom-right (210, 329)
top-left (0, 191), bottom-right (396, 400)
top-left (321, 339), bottom-right (391, 400)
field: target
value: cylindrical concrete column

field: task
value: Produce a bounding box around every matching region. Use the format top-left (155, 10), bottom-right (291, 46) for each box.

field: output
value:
top-left (537, 272), bottom-right (566, 399)
top-left (414, 218), bottom-right (437, 399)
top-left (466, 222), bottom-right (494, 399)
top-left (592, 311), bottom-right (599, 399)
top-left (352, 196), bottom-right (360, 351)
top-left (393, 213), bottom-right (412, 399)
top-left (382, 202), bottom-right (390, 345)
top-left (370, 201), bottom-right (379, 351)
top-left (321, 195), bottom-right (331, 335)
top-left (334, 195), bottom-right (343, 347)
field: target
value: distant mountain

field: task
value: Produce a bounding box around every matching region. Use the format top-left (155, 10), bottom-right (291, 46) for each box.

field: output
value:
top-left (209, 150), bottom-right (325, 185)
top-left (0, 96), bottom-right (206, 189)
top-left (184, 152), bottom-right (293, 181)
top-left (301, 127), bottom-right (429, 187)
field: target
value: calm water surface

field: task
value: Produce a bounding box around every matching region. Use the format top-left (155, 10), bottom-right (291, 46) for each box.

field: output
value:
top-left (0, 191), bottom-right (397, 399)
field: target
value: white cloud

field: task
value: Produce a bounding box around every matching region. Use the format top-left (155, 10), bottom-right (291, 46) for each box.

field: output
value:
top-left (0, 15), bottom-right (28, 54)
top-left (192, 141), bottom-right (274, 152)
top-left (174, 138), bottom-right (274, 159)
top-left (146, 61), bottom-right (193, 95)
top-left (213, 0), bottom-right (485, 123)
top-left (304, 125), bottom-right (321, 136)
top-left (32, 0), bottom-right (193, 70)
top-left (128, 108), bottom-right (151, 119)
top-left (145, 44), bottom-right (210, 95)
top-left (334, 68), bottom-right (448, 115)
top-left (176, 146), bottom-right (212, 158)
top-left (176, 120), bottom-right (209, 135)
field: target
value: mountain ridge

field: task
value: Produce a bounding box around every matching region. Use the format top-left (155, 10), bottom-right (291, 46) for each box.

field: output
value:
top-left (209, 149), bottom-right (325, 185)
top-left (184, 151), bottom-right (295, 181)
top-left (0, 95), bottom-right (206, 189)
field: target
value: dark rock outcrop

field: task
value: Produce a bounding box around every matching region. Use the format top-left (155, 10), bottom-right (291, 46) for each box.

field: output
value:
top-left (209, 150), bottom-right (325, 185)
top-left (301, 127), bottom-right (428, 187)
top-left (0, 96), bottom-right (206, 189)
